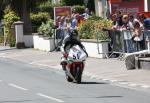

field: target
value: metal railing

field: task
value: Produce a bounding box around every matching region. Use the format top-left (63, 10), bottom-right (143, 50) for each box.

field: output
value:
top-left (107, 29), bottom-right (150, 58)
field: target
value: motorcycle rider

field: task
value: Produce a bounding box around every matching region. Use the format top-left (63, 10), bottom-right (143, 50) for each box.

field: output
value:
top-left (60, 29), bottom-right (88, 70)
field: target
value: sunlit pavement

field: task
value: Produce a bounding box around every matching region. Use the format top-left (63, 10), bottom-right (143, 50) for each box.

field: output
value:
top-left (0, 47), bottom-right (150, 90)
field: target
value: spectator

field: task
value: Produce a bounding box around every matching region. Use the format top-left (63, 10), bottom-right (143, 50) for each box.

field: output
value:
top-left (144, 18), bottom-right (150, 30)
top-left (55, 16), bottom-right (61, 28)
top-left (71, 14), bottom-right (78, 30)
top-left (64, 17), bottom-right (71, 36)
top-left (128, 14), bottom-right (139, 30)
top-left (115, 10), bottom-right (123, 27)
top-left (137, 13), bottom-right (146, 29)
top-left (111, 14), bottom-right (117, 25)
top-left (111, 14), bottom-right (118, 29)
top-left (111, 10), bottom-right (123, 30)
top-left (58, 16), bottom-right (66, 39)
top-left (82, 8), bottom-right (90, 20)
top-left (121, 14), bottom-right (130, 30)
top-left (132, 21), bottom-right (145, 51)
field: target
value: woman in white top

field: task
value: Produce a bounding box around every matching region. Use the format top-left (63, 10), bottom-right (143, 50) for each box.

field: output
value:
top-left (132, 21), bottom-right (145, 51)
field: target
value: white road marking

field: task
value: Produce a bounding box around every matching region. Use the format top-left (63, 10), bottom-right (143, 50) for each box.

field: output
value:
top-left (0, 80), bottom-right (3, 82)
top-left (109, 79), bottom-right (118, 82)
top-left (140, 85), bottom-right (150, 89)
top-left (37, 93), bottom-right (64, 103)
top-left (9, 83), bottom-right (28, 91)
top-left (0, 53), bottom-right (6, 58)
top-left (129, 83), bottom-right (139, 87)
top-left (0, 53), bottom-right (6, 55)
top-left (119, 82), bottom-right (128, 85)
top-left (102, 78), bottom-right (110, 81)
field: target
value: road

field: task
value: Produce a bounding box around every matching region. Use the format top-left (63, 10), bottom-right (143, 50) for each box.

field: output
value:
top-left (0, 58), bottom-right (150, 103)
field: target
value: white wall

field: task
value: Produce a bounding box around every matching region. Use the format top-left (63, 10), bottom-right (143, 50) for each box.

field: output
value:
top-left (33, 35), bottom-right (55, 52)
top-left (82, 41), bottom-right (108, 58)
top-left (15, 24), bottom-right (24, 43)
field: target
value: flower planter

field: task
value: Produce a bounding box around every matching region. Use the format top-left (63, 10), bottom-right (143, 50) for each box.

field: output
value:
top-left (81, 39), bottom-right (109, 58)
top-left (33, 34), bottom-right (55, 52)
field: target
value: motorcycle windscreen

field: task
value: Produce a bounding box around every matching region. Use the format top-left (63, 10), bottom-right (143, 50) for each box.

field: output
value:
top-left (68, 45), bottom-right (87, 61)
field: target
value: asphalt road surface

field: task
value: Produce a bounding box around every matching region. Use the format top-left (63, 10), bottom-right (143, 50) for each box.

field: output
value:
top-left (0, 58), bottom-right (150, 103)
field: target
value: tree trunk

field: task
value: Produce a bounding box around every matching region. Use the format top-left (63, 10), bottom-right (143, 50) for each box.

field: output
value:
top-left (22, 0), bottom-right (32, 35)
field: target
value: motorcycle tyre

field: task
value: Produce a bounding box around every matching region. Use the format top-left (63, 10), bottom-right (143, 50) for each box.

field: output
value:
top-left (76, 69), bottom-right (82, 84)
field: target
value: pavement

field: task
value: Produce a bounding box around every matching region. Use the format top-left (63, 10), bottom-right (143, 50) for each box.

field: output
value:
top-left (0, 46), bottom-right (150, 89)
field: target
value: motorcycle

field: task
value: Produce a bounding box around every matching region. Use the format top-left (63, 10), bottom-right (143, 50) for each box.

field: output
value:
top-left (61, 45), bottom-right (87, 83)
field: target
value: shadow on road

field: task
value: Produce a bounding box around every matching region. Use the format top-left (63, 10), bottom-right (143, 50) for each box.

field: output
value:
top-left (96, 96), bottom-right (123, 98)
top-left (0, 48), bottom-right (16, 51)
top-left (81, 81), bottom-right (107, 84)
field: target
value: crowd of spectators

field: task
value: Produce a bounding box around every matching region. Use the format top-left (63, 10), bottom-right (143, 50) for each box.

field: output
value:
top-left (110, 10), bottom-right (150, 51)
top-left (55, 8), bottom-right (150, 52)
top-left (55, 8), bottom-right (91, 39)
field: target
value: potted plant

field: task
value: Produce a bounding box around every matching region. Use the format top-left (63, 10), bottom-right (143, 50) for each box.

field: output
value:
top-left (78, 17), bottom-right (112, 58)
top-left (33, 19), bottom-right (55, 51)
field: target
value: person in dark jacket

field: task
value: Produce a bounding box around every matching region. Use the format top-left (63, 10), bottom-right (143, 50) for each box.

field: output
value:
top-left (60, 29), bottom-right (88, 69)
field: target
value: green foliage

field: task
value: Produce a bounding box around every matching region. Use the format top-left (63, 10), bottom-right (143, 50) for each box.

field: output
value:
top-left (61, 0), bottom-right (84, 6)
top-left (72, 5), bottom-right (85, 14)
top-left (96, 30), bottom-right (110, 41)
top-left (30, 12), bottom-right (50, 32)
top-left (38, 19), bottom-right (54, 37)
top-left (34, 1), bottom-right (60, 19)
top-left (78, 18), bottom-right (112, 40)
top-left (0, 27), bottom-right (4, 43)
top-left (3, 8), bottom-right (20, 47)
top-left (4, 10), bottom-right (20, 28)
top-left (88, 15), bottom-right (103, 21)
top-left (78, 20), bottom-right (95, 39)
top-left (0, 35), bottom-right (4, 43)
top-left (8, 33), bottom-right (16, 47)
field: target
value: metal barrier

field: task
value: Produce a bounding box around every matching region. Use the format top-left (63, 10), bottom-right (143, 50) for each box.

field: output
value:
top-left (143, 30), bottom-right (150, 51)
top-left (108, 29), bottom-right (149, 58)
top-left (109, 30), bottom-right (133, 53)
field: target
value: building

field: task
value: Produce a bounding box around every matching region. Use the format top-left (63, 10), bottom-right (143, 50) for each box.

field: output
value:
top-left (95, 0), bottom-right (150, 18)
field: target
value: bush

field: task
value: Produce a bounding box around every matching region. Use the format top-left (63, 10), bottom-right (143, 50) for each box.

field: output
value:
top-left (30, 12), bottom-right (50, 32)
top-left (33, 1), bottom-right (60, 19)
top-left (61, 0), bottom-right (84, 6)
top-left (3, 7), bottom-right (20, 47)
top-left (8, 34), bottom-right (16, 47)
top-left (88, 15), bottom-right (103, 21)
top-left (38, 19), bottom-right (54, 37)
top-left (0, 35), bottom-right (4, 43)
top-left (78, 18), bottom-right (112, 40)
top-left (78, 20), bottom-right (95, 39)
top-left (72, 5), bottom-right (85, 14)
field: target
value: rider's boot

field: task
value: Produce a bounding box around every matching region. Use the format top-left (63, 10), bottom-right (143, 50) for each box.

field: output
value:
top-left (60, 57), bottom-right (67, 71)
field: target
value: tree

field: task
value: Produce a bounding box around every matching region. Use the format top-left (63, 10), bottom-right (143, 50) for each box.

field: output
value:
top-left (61, 0), bottom-right (84, 6)
top-left (1, 0), bottom-right (47, 34)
